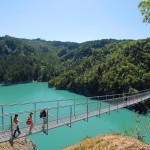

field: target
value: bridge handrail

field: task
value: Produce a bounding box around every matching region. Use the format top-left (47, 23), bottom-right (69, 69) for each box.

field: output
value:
top-left (0, 91), bottom-right (150, 117)
top-left (0, 94), bottom-right (119, 107)
top-left (0, 88), bottom-right (149, 107)
top-left (0, 90), bottom-right (149, 118)
top-left (0, 101), bottom-right (99, 117)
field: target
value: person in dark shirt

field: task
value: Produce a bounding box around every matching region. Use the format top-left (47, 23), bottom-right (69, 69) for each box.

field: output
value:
top-left (40, 107), bottom-right (47, 129)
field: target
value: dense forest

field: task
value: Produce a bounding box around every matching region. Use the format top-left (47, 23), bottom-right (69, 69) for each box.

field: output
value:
top-left (0, 35), bottom-right (149, 96)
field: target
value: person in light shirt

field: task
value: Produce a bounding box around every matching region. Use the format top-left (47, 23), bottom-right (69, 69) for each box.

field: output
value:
top-left (13, 114), bottom-right (21, 137)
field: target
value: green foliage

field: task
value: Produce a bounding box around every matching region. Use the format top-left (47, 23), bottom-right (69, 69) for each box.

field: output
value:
top-left (0, 35), bottom-right (60, 82)
top-left (0, 35), bottom-right (149, 96)
top-left (50, 39), bottom-right (150, 95)
top-left (138, 0), bottom-right (150, 23)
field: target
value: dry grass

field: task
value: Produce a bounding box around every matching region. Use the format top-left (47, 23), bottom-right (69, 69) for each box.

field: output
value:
top-left (63, 133), bottom-right (150, 150)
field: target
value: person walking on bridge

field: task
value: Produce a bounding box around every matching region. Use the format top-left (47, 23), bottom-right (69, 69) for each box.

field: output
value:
top-left (26, 112), bottom-right (34, 134)
top-left (40, 107), bottom-right (47, 129)
top-left (13, 114), bottom-right (21, 137)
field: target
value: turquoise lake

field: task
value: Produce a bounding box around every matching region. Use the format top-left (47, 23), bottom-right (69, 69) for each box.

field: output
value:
top-left (0, 82), bottom-right (149, 150)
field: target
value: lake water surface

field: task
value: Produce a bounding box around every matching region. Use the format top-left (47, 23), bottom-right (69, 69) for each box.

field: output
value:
top-left (0, 82), bottom-right (149, 150)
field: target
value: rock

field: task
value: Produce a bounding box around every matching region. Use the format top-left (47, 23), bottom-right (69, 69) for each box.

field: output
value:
top-left (0, 137), bottom-right (37, 150)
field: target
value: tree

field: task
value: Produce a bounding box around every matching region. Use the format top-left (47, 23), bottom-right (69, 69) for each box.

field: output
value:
top-left (138, 0), bottom-right (150, 23)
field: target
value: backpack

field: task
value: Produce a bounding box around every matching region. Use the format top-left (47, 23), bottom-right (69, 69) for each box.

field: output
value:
top-left (26, 117), bottom-right (31, 125)
top-left (40, 110), bottom-right (44, 118)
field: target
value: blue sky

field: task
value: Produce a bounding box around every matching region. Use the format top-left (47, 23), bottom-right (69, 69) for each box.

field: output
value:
top-left (0, 0), bottom-right (149, 42)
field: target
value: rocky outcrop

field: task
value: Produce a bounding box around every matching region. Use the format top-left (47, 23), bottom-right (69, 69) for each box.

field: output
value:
top-left (63, 133), bottom-right (150, 150)
top-left (0, 138), bottom-right (37, 150)
top-left (126, 99), bottom-right (150, 114)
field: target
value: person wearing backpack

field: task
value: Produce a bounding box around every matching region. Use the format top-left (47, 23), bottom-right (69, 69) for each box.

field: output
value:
top-left (26, 112), bottom-right (34, 134)
top-left (40, 107), bottom-right (47, 129)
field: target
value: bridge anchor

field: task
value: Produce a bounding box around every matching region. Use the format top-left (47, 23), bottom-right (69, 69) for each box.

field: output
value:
top-left (9, 137), bottom-right (14, 146)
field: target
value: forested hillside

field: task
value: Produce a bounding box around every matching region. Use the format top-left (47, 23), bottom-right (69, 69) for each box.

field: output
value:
top-left (0, 35), bottom-right (149, 96)
top-left (50, 39), bottom-right (150, 95)
top-left (0, 35), bottom-right (74, 82)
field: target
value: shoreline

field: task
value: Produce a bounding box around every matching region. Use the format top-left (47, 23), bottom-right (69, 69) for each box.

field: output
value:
top-left (0, 80), bottom-right (38, 87)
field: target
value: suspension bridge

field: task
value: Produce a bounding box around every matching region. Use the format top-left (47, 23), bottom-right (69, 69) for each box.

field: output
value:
top-left (0, 89), bottom-right (150, 145)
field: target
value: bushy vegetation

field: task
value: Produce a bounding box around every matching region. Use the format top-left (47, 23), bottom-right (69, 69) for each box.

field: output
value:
top-left (50, 39), bottom-right (150, 95)
top-left (0, 35), bottom-right (149, 96)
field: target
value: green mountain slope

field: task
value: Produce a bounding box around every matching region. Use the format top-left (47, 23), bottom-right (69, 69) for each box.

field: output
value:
top-left (49, 39), bottom-right (150, 95)
top-left (0, 35), bottom-right (149, 96)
